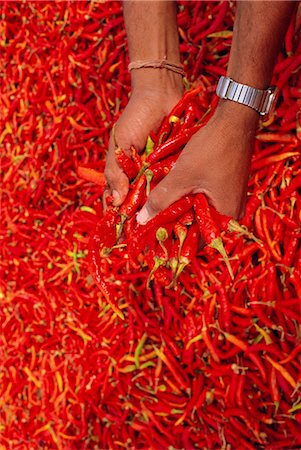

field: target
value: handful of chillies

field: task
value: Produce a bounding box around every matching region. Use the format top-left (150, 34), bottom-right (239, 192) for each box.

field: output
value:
top-left (88, 88), bottom-right (258, 312)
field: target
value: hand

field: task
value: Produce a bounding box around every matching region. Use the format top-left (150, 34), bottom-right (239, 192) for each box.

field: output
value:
top-left (104, 71), bottom-right (183, 207)
top-left (136, 100), bottom-right (259, 224)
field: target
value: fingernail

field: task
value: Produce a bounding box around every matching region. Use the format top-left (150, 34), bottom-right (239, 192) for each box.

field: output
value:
top-left (112, 189), bottom-right (121, 204)
top-left (136, 207), bottom-right (150, 225)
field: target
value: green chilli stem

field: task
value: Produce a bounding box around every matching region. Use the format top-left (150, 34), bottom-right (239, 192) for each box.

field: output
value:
top-left (210, 237), bottom-right (234, 280)
top-left (228, 219), bottom-right (262, 244)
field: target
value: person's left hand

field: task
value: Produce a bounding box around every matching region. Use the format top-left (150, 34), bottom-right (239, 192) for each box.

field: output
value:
top-left (136, 100), bottom-right (259, 224)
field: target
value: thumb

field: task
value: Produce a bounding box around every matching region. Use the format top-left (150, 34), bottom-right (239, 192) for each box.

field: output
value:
top-left (136, 167), bottom-right (189, 225)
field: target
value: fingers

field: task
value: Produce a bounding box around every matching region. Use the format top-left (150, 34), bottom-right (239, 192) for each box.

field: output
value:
top-left (202, 174), bottom-right (249, 220)
top-left (135, 150), bottom-right (247, 225)
top-left (104, 134), bottom-right (130, 208)
top-left (104, 163), bottom-right (129, 207)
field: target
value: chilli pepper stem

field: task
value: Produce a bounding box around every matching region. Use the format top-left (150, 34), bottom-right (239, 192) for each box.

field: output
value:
top-left (209, 237), bottom-right (234, 280)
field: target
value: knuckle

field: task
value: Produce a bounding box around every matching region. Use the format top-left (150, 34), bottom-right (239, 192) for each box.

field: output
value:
top-left (110, 122), bottom-right (132, 151)
top-left (104, 166), bottom-right (112, 181)
top-left (104, 168), bottom-right (129, 193)
top-left (104, 168), bottom-right (118, 187)
top-left (104, 159), bottom-right (121, 178)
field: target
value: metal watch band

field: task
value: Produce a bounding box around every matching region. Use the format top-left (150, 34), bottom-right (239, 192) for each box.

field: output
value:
top-left (216, 76), bottom-right (277, 117)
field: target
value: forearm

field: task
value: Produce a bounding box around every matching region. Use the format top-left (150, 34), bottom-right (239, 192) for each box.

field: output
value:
top-left (227, 1), bottom-right (295, 89)
top-left (105, 2), bottom-right (184, 207)
top-left (123, 1), bottom-right (182, 92)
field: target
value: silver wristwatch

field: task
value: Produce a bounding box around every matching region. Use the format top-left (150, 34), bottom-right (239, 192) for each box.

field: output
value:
top-left (216, 76), bottom-right (278, 117)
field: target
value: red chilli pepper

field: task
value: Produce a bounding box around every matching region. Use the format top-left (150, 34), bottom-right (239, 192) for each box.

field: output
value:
top-left (202, 315), bottom-right (220, 363)
top-left (130, 196), bottom-right (193, 258)
top-left (77, 165), bottom-right (106, 186)
top-left (210, 206), bottom-right (261, 243)
top-left (115, 147), bottom-right (138, 180)
top-left (216, 284), bottom-right (231, 332)
top-left (222, 331), bottom-right (267, 382)
top-left (194, 194), bottom-right (233, 279)
top-left (176, 221), bottom-right (199, 277)
top-left (119, 174), bottom-right (146, 220)
top-left (147, 126), bottom-right (201, 165)
top-left (130, 146), bottom-right (143, 172)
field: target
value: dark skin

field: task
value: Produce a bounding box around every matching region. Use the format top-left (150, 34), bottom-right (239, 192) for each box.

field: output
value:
top-left (104, 1), bottom-right (295, 224)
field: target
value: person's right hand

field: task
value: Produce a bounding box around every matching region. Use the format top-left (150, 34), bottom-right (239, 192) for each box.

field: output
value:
top-left (104, 71), bottom-right (183, 207)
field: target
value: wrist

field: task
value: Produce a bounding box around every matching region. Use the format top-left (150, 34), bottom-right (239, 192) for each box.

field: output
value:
top-left (226, 67), bottom-right (272, 91)
top-left (131, 68), bottom-right (184, 96)
top-left (214, 98), bottom-right (259, 128)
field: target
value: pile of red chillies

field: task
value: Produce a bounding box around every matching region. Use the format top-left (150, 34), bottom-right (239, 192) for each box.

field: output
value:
top-left (1, 1), bottom-right (301, 449)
